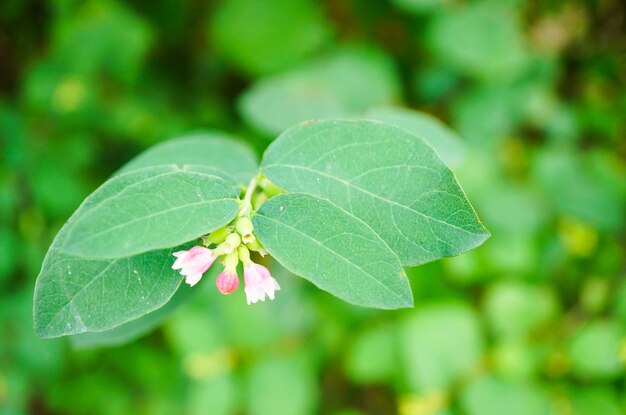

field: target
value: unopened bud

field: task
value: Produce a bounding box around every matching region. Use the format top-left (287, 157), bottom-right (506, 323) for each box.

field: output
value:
top-left (236, 217), bottom-right (253, 235)
top-left (203, 226), bottom-right (231, 245)
top-left (217, 233), bottom-right (242, 255)
top-left (236, 217), bottom-right (255, 244)
top-left (238, 245), bottom-right (251, 265)
top-left (216, 268), bottom-right (239, 294)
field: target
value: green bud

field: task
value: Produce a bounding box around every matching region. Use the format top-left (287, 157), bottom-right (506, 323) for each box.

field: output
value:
top-left (235, 217), bottom-right (254, 235)
top-left (204, 226), bottom-right (232, 245)
top-left (238, 245), bottom-right (251, 265)
top-left (217, 233), bottom-right (242, 255)
top-left (225, 233), bottom-right (241, 248)
top-left (236, 217), bottom-right (256, 244)
top-left (242, 233), bottom-right (256, 244)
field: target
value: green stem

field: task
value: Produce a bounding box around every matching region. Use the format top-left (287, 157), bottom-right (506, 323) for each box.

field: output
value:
top-left (243, 176), bottom-right (258, 206)
top-left (239, 176), bottom-right (258, 217)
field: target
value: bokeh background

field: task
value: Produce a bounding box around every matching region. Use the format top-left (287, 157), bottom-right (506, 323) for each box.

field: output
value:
top-left (1, 0), bottom-right (626, 414)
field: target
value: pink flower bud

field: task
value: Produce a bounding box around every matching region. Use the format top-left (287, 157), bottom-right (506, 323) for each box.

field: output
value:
top-left (243, 261), bottom-right (280, 304)
top-left (216, 268), bottom-right (240, 294)
top-left (172, 246), bottom-right (216, 286)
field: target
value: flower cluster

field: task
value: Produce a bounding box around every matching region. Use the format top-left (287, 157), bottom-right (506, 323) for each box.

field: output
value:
top-left (171, 216), bottom-right (280, 304)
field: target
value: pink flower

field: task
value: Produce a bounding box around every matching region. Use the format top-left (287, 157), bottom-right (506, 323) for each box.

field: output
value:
top-left (172, 246), bottom-right (216, 286)
top-left (243, 262), bottom-right (280, 304)
top-left (216, 268), bottom-right (240, 294)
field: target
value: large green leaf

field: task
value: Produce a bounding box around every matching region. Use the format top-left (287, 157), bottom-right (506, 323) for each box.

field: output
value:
top-left (260, 119), bottom-right (489, 266)
top-left (364, 106), bottom-right (466, 168)
top-left (69, 282), bottom-right (195, 348)
top-left (34, 245), bottom-right (184, 339)
top-left (117, 132), bottom-right (258, 184)
top-left (60, 165), bottom-right (240, 259)
top-left (253, 193), bottom-right (412, 309)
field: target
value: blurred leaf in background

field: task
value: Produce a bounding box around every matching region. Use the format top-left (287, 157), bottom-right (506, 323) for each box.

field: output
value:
top-left (1, 0), bottom-right (626, 413)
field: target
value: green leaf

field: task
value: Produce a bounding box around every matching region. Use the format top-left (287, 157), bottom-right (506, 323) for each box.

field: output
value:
top-left (392, 0), bottom-right (452, 15)
top-left (260, 119), bottom-right (489, 266)
top-left (239, 47), bottom-right (400, 135)
top-left (427, 1), bottom-right (527, 80)
top-left (60, 165), bottom-right (240, 259)
top-left (253, 193), bottom-right (412, 309)
top-left (247, 353), bottom-right (319, 415)
top-left (187, 374), bottom-right (237, 415)
top-left (117, 132), bottom-right (258, 184)
top-left (364, 106), bottom-right (466, 168)
top-left (570, 387), bottom-right (623, 415)
top-left (345, 324), bottom-right (398, 383)
top-left (211, 0), bottom-right (331, 75)
top-left (533, 148), bottom-right (626, 232)
top-left (483, 282), bottom-right (558, 340)
top-left (567, 320), bottom-right (624, 380)
top-left (460, 376), bottom-right (551, 415)
top-left (400, 303), bottom-right (482, 391)
top-left (69, 283), bottom-right (194, 348)
top-left (33, 245), bottom-right (184, 338)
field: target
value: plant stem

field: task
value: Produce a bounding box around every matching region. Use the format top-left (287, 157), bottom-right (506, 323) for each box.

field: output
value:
top-left (243, 177), bottom-right (258, 206)
top-left (239, 176), bottom-right (258, 216)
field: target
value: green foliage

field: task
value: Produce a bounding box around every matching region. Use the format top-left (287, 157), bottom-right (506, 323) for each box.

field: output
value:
top-left (261, 119), bottom-right (489, 266)
top-left (33, 244), bottom-right (184, 338)
top-left (427, 1), bottom-right (528, 80)
top-left (246, 354), bottom-right (318, 415)
top-left (211, 0), bottom-right (331, 75)
top-left (254, 193), bottom-right (412, 309)
top-left (117, 132), bottom-right (259, 184)
top-left (400, 303), bottom-right (482, 391)
top-left (364, 106), bottom-right (466, 167)
top-left (69, 283), bottom-right (195, 348)
top-left (3, 0), bottom-right (626, 413)
top-left (460, 376), bottom-right (551, 415)
top-left (239, 47), bottom-right (400, 135)
top-left (568, 320), bottom-right (624, 380)
top-left (60, 166), bottom-right (240, 258)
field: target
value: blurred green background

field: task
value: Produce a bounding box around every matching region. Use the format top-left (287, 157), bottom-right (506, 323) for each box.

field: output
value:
top-left (1, 0), bottom-right (625, 414)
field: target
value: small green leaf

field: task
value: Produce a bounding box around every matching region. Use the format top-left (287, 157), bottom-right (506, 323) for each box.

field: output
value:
top-left (568, 320), bottom-right (624, 380)
top-left (427, 2), bottom-right (527, 80)
top-left (570, 387), bottom-right (623, 415)
top-left (239, 47), bottom-right (400, 135)
top-left (117, 132), bottom-right (258, 184)
top-left (247, 353), bottom-right (319, 415)
top-left (483, 282), bottom-right (558, 340)
top-left (60, 165), bottom-right (240, 259)
top-left (460, 375), bottom-right (551, 415)
top-left (211, 0), bottom-right (331, 75)
top-left (69, 283), bottom-right (194, 348)
top-left (261, 119), bottom-right (489, 266)
top-left (400, 303), bottom-right (482, 391)
top-left (345, 324), bottom-right (398, 383)
top-left (253, 193), bottom-right (412, 309)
